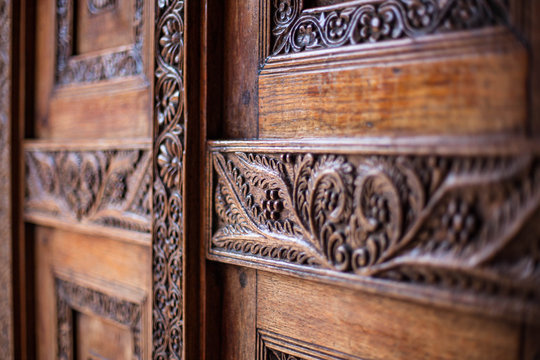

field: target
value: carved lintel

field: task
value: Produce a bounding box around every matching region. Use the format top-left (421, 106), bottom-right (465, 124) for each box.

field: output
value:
top-left (153, 0), bottom-right (185, 359)
top-left (24, 147), bottom-right (152, 234)
top-left (55, 0), bottom-right (144, 85)
top-left (209, 141), bottom-right (540, 312)
top-left (55, 278), bottom-right (143, 359)
top-left (269, 0), bottom-right (509, 56)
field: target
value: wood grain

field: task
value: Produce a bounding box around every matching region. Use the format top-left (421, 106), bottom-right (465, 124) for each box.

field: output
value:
top-left (257, 271), bottom-right (520, 360)
top-left (221, 0), bottom-right (260, 139)
top-left (220, 265), bottom-right (257, 360)
top-left (259, 29), bottom-right (527, 138)
top-left (0, 0), bottom-right (14, 357)
top-left (34, 226), bottom-right (151, 359)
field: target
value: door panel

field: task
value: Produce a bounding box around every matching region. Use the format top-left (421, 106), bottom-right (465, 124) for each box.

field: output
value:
top-left (201, 0), bottom-right (540, 358)
top-left (26, 0), bottom-right (154, 358)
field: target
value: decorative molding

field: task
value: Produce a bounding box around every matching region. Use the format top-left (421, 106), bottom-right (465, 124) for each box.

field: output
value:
top-left (55, 278), bottom-right (143, 359)
top-left (209, 142), bottom-right (540, 307)
top-left (0, 0), bottom-right (13, 357)
top-left (87, 0), bottom-right (117, 15)
top-left (55, 0), bottom-right (144, 85)
top-left (257, 329), bottom-right (361, 360)
top-left (269, 0), bottom-right (509, 56)
top-left (25, 148), bottom-right (152, 233)
top-left (153, 0), bottom-right (184, 358)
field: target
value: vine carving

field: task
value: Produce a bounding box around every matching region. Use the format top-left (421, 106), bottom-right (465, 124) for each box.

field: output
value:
top-left (153, 0), bottom-right (185, 359)
top-left (55, 0), bottom-right (144, 85)
top-left (25, 148), bottom-right (152, 233)
top-left (56, 278), bottom-right (143, 359)
top-left (211, 147), bottom-right (540, 303)
top-left (271, 0), bottom-right (509, 55)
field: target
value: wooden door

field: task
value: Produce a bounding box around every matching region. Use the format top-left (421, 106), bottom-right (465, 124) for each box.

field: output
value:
top-left (200, 0), bottom-right (540, 359)
top-left (24, 0), bottom-right (156, 358)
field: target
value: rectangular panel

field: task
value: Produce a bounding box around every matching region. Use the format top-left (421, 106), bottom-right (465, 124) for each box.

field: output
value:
top-left (257, 271), bottom-right (520, 360)
top-left (34, 0), bottom-right (152, 140)
top-left (24, 140), bottom-right (152, 244)
top-left (257, 0), bottom-right (527, 138)
top-left (34, 226), bottom-right (152, 358)
top-left (259, 29), bottom-right (526, 138)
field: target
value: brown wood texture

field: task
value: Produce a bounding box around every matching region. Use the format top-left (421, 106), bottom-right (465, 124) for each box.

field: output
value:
top-left (34, 227), bottom-right (151, 359)
top-left (33, 0), bottom-right (152, 140)
top-left (200, 0), bottom-right (540, 359)
top-left (25, 0), bottom-right (161, 358)
top-left (257, 271), bottom-right (520, 360)
top-left (259, 29), bottom-right (527, 138)
top-left (76, 0), bottom-right (134, 54)
top-left (0, 0), bottom-right (14, 358)
top-left (221, 0), bottom-right (260, 139)
top-left (220, 265), bottom-right (257, 360)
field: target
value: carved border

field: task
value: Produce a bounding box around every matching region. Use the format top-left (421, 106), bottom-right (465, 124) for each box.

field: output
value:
top-left (0, 0), bottom-right (13, 357)
top-left (257, 329), bottom-right (362, 360)
top-left (24, 146), bottom-right (152, 235)
top-left (152, 0), bottom-right (185, 358)
top-left (55, 0), bottom-right (144, 85)
top-left (208, 140), bottom-right (540, 314)
top-left (55, 278), bottom-right (143, 359)
top-left (265, 0), bottom-right (509, 58)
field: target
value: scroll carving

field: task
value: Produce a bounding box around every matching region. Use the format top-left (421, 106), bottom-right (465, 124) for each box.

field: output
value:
top-left (210, 145), bottom-right (540, 305)
top-left (25, 148), bottom-right (152, 233)
top-left (270, 0), bottom-right (509, 56)
top-left (0, 0), bottom-right (13, 357)
top-left (56, 278), bottom-right (143, 359)
top-left (55, 0), bottom-right (144, 85)
top-left (153, 0), bottom-right (184, 358)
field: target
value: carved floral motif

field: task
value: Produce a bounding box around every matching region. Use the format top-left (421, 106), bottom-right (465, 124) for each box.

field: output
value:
top-left (211, 148), bottom-right (540, 302)
top-left (56, 278), bottom-right (143, 359)
top-left (55, 0), bottom-right (144, 85)
top-left (153, 0), bottom-right (184, 359)
top-left (271, 0), bottom-right (509, 55)
top-left (25, 149), bottom-right (152, 233)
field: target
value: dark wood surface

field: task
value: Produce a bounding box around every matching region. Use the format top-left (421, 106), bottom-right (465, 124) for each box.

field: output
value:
top-left (199, 0), bottom-right (540, 359)
top-left (5, 0), bottom-right (540, 358)
top-left (0, 0), bottom-right (14, 357)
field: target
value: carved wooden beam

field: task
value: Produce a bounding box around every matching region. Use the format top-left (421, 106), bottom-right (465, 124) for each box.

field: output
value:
top-left (208, 139), bottom-right (540, 317)
top-left (153, 0), bottom-right (185, 358)
top-left (24, 142), bottom-right (152, 240)
top-left (269, 0), bottom-right (510, 56)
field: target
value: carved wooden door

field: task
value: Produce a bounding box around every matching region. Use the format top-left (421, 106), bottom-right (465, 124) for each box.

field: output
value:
top-left (200, 0), bottom-right (540, 359)
top-left (25, 0), bottom-right (159, 358)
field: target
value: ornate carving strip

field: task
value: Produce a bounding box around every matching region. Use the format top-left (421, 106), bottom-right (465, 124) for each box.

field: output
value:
top-left (56, 278), bottom-right (143, 359)
top-left (0, 0), bottom-right (13, 357)
top-left (55, 0), bottom-right (144, 85)
top-left (24, 147), bottom-right (152, 235)
top-left (153, 0), bottom-right (184, 358)
top-left (209, 141), bottom-right (540, 311)
top-left (270, 0), bottom-right (509, 56)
